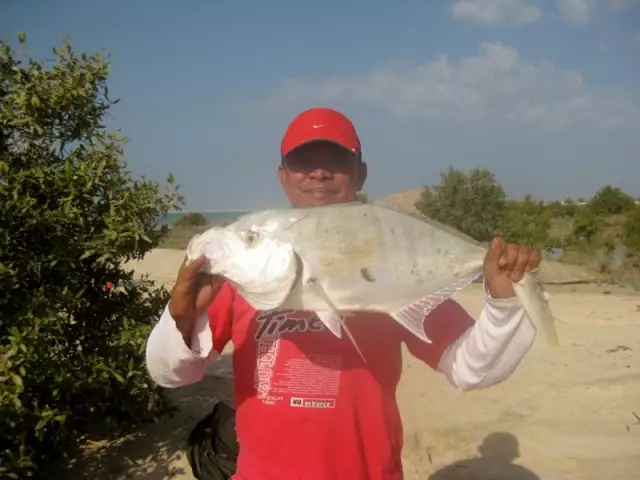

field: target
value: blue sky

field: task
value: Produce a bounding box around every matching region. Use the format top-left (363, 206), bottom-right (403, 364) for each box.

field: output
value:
top-left (3, 0), bottom-right (640, 210)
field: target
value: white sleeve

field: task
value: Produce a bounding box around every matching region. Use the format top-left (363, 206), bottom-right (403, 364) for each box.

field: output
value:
top-left (437, 281), bottom-right (536, 390)
top-left (145, 303), bottom-right (220, 388)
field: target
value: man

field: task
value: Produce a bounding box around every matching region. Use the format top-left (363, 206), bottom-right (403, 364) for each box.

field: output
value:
top-left (146, 107), bottom-right (539, 480)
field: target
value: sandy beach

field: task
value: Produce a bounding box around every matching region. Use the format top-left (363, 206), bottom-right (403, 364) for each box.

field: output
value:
top-left (67, 248), bottom-right (640, 480)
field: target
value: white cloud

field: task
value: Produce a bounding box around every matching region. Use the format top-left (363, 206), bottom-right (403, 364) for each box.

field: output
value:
top-left (555, 0), bottom-right (595, 25)
top-left (554, 0), bottom-right (639, 25)
top-left (263, 42), bottom-right (638, 131)
top-left (450, 0), bottom-right (541, 25)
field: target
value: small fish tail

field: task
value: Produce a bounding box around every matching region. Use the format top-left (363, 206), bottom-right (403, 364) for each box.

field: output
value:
top-left (513, 272), bottom-right (561, 348)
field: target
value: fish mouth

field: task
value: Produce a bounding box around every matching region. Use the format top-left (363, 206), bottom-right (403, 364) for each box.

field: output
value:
top-left (185, 226), bottom-right (230, 272)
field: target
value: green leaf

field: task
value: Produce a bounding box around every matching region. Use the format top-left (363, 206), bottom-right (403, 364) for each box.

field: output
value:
top-left (11, 374), bottom-right (23, 388)
top-left (111, 370), bottom-right (125, 384)
top-left (79, 250), bottom-right (94, 260)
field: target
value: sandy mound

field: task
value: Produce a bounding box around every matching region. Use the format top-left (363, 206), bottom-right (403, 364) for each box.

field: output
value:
top-left (375, 187), bottom-right (425, 215)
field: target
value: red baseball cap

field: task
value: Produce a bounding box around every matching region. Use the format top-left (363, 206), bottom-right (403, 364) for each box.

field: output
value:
top-left (280, 107), bottom-right (361, 158)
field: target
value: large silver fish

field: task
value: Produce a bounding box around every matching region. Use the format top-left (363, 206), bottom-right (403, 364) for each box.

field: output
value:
top-left (185, 202), bottom-right (560, 360)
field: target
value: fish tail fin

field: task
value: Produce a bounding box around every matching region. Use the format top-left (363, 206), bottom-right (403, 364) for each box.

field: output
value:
top-left (513, 271), bottom-right (561, 349)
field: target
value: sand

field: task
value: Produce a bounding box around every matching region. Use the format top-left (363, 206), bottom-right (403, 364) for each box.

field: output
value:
top-left (66, 249), bottom-right (640, 480)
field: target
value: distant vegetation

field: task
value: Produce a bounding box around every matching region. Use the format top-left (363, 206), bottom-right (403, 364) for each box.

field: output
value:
top-left (415, 167), bottom-right (640, 284)
top-left (158, 213), bottom-right (232, 249)
top-left (174, 212), bottom-right (208, 227)
top-left (356, 192), bottom-right (369, 203)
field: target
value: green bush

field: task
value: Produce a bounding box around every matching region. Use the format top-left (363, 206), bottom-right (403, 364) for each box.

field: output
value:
top-left (589, 185), bottom-right (635, 216)
top-left (572, 207), bottom-right (602, 241)
top-left (623, 206), bottom-right (640, 255)
top-left (356, 192), bottom-right (369, 203)
top-left (174, 212), bottom-right (208, 227)
top-left (499, 195), bottom-right (552, 248)
top-left (415, 166), bottom-right (506, 242)
top-left (0, 33), bottom-right (182, 477)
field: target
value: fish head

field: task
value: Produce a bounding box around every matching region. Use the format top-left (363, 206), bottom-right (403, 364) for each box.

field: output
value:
top-left (186, 217), bottom-right (299, 310)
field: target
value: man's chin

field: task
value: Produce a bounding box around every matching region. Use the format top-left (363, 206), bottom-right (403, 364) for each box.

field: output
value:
top-left (291, 191), bottom-right (356, 208)
top-left (306, 190), bottom-right (340, 206)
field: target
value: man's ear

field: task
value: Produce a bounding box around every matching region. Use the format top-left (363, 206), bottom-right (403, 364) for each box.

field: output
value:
top-left (278, 163), bottom-right (286, 187)
top-left (357, 160), bottom-right (368, 191)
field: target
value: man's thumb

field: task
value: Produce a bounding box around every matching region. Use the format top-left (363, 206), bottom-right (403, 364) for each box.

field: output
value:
top-left (486, 237), bottom-right (505, 260)
top-left (178, 256), bottom-right (206, 284)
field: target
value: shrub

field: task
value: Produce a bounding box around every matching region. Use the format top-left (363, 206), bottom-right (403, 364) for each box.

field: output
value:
top-left (623, 206), bottom-right (640, 255)
top-left (174, 212), bottom-right (208, 227)
top-left (356, 192), bottom-right (369, 203)
top-left (415, 166), bottom-right (506, 242)
top-left (589, 185), bottom-right (635, 216)
top-left (572, 207), bottom-right (601, 241)
top-left (0, 33), bottom-right (182, 477)
top-left (499, 195), bottom-right (552, 248)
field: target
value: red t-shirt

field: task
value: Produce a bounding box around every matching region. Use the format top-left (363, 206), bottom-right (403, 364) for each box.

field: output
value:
top-left (207, 282), bottom-right (474, 480)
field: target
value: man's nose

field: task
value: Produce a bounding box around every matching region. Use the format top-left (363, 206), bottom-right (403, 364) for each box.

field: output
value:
top-left (308, 165), bottom-right (332, 179)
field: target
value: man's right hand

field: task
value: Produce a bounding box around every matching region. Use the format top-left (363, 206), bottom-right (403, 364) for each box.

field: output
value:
top-left (168, 255), bottom-right (225, 345)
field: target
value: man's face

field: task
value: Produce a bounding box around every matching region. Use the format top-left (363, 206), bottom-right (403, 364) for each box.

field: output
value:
top-left (278, 141), bottom-right (367, 208)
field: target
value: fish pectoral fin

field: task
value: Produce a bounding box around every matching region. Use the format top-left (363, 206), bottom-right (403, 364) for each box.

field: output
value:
top-left (315, 310), bottom-right (343, 338)
top-left (306, 277), bottom-right (366, 363)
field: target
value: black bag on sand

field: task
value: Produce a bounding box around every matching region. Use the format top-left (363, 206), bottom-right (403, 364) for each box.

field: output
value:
top-left (187, 401), bottom-right (239, 480)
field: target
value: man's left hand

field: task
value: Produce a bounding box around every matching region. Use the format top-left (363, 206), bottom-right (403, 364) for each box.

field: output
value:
top-left (483, 237), bottom-right (541, 299)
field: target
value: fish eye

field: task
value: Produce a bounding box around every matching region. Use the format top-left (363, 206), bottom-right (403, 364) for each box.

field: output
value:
top-left (245, 230), bottom-right (260, 246)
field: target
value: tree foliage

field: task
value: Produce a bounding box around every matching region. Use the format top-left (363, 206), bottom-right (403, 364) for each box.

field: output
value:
top-left (356, 192), bottom-right (369, 203)
top-left (500, 195), bottom-right (552, 248)
top-left (571, 206), bottom-right (602, 242)
top-left (412, 168), bottom-right (639, 269)
top-left (174, 212), bottom-right (208, 228)
top-left (0, 33), bottom-right (182, 477)
top-left (407, 166), bottom-right (637, 267)
top-left (589, 185), bottom-right (635, 216)
top-left (623, 206), bottom-right (640, 255)
top-left (415, 167), bottom-right (506, 242)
